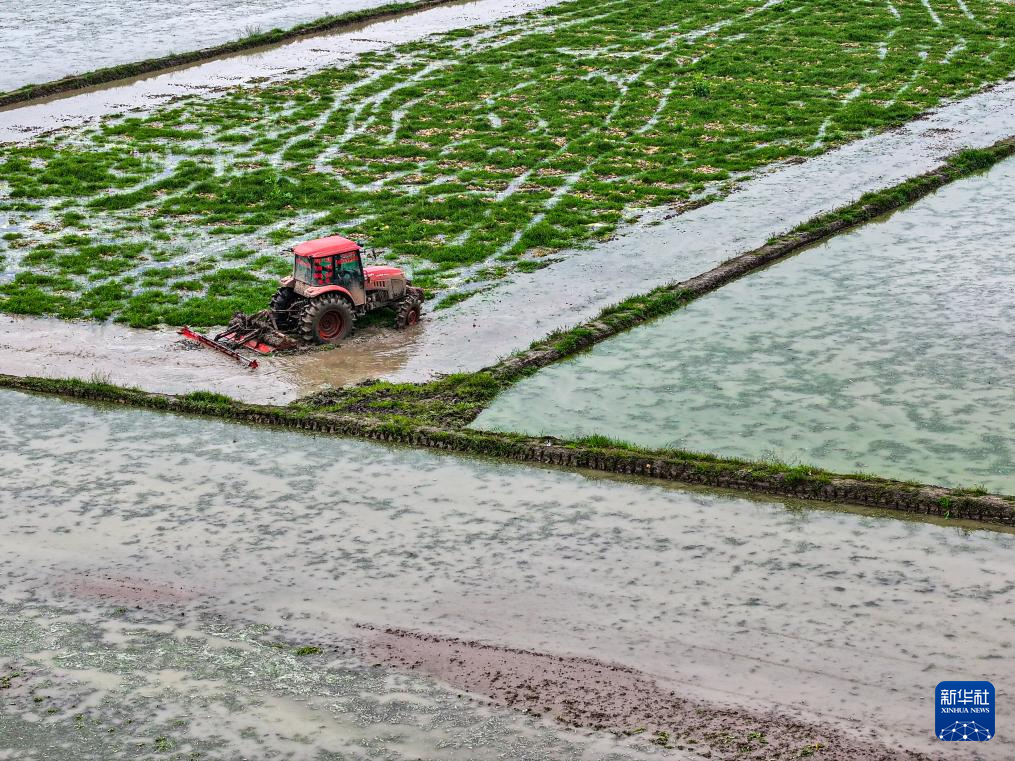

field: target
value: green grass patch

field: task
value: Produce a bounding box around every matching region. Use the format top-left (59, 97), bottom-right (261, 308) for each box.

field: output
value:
top-left (1, 0), bottom-right (1010, 324)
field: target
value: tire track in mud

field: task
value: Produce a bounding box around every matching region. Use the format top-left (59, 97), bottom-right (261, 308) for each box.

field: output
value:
top-left (361, 626), bottom-right (938, 760)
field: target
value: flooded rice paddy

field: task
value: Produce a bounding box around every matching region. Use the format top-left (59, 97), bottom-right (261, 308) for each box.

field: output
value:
top-left (0, 0), bottom-right (561, 140)
top-left (475, 157), bottom-right (1015, 494)
top-left (3, 83), bottom-right (1015, 399)
top-left (2, 389), bottom-right (1014, 758)
top-left (381, 81), bottom-right (1015, 382)
top-left (0, 0), bottom-right (413, 92)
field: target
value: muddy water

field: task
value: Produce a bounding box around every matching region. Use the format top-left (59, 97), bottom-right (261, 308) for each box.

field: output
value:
top-left (0, 314), bottom-right (299, 404)
top-left (475, 157), bottom-right (1015, 493)
top-left (0, 0), bottom-right (561, 141)
top-left (0, 313), bottom-right (427, 403)
top-left (2, 0), bottom-right (412, 92)
top-left (1, 389), bottom-right (1013, 758)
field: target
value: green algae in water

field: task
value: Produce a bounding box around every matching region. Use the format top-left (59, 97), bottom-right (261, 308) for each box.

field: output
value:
top-left (474, 158), bottom-right (1015, 493)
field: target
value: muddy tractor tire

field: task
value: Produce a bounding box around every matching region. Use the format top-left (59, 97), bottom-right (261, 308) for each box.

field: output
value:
top-left (300, 295), bottom-right (355, 345)
top-left (394, 296), bottom-right (423, 329)
top-left (269, 286), bottom-right (301, 331)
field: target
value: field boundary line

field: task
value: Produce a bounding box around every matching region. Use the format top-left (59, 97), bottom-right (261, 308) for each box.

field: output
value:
top-left (486, 137), bottom-right (1015, 382)
top-left (0, 372), bottom-right (1012, 526)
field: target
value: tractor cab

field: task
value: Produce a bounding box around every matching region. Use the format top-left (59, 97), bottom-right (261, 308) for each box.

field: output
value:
top-left (288, 235), bottom-right (368, 306)
top-left (270, 235), bottom-right (424, 345)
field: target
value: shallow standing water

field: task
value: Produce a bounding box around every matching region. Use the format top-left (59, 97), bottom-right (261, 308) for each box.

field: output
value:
top-left (0, 389), bottom-right (1013, 758)
top-left (475, 157), bottom-right (1015, 493)
top-left (0, 0), bottom-right (561, 140)
top-left (1, 0), bottom-right (422, 92)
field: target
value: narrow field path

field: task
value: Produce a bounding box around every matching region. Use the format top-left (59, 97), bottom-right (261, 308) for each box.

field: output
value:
top-left (0, 0), bottom-right (465, 94)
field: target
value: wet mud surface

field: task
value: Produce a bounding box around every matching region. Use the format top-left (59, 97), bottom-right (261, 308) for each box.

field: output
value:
top-left (475, 156), bottom-right (1015, 493)
top-left (1, 389), bottom-right (1012, 758)
top-left (0, 0), bottom-right (561, 140)
top-left (1, 602), bottom-right (653, 761)
top-left (0, 313), bottom-right (428, 403)
top-left (0, 314), bottom-right (298, 404)
top-left (364, 628), bottom-right (930, 760)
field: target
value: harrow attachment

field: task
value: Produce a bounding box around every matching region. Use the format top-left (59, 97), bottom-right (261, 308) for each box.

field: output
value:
top-left (179, 310), bottom-right (299, 369)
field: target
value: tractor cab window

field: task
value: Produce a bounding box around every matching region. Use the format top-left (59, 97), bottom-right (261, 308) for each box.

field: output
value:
top-left (313, 256), bottom-right (337, 285)
top-left (294, 251), bottom-right (364, 290)
top-left (334, 252), bottom-right (365, 290)
top-left (295, 255), bottom-right (338, 286)
top-left (294, 255), bottom-right (315, 284)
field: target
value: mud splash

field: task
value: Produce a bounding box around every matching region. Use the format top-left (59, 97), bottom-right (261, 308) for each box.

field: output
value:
top-left (0, 0), bottom-right (562, 141)
top-left (2, 389), bottom-right (1014, 757)
top-left (475, 156), bottom-right (1015, 492)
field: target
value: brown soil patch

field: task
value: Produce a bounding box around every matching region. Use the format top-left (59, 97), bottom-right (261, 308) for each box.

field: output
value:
top-left (58, 572), bottom-right (199, 607)
top-left (361, 627), bottom-right (937, 760)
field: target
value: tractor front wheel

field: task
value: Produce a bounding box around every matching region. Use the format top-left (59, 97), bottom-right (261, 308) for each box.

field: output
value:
top-left (269, 286), bottom-right (300, 331)
top-left (394, 297), bottom-right (422, 329)
top-left (300, 296), bottom-right (355, 345)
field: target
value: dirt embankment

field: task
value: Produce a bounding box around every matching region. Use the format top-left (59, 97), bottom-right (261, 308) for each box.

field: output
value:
top-left (362, 627), bottom-right (936, 761)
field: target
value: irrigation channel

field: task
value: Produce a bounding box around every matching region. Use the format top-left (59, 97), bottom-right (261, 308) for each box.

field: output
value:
top-left (475, 155), bottom-right (1015, 494)
top-left (1, 388), bottom-right (1013, 759)
top-left (1, 0), bottom-right (424, 93)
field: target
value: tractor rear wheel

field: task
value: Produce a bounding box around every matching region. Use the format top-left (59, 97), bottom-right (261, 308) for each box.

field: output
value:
top-left (300, 296), bottom-right (355, 345)
top-left (269, 286), bottom-right (300, 331)
top-left (394, 297), bottom-right (423, 329)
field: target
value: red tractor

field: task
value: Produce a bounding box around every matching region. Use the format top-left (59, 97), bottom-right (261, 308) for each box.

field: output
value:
top-left (269, 235), bottom-right (424, 345)
top-left (181, 236), bottom-right (424, 365)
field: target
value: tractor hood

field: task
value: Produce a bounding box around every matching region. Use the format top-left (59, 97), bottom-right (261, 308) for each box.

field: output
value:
top-left (364, 265), bottom-right (405, 282)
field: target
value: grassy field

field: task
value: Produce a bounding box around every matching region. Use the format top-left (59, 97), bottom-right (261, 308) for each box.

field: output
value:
top-left (0, 0), bottom-right (1011, 327)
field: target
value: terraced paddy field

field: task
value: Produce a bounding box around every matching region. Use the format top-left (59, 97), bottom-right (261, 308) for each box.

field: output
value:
top-left (474, 156), bottom-right (1015, 493)
top-left (1, 0), bottom-right (1012, 331)
top-left (3, 388), bottom-right (1015, 759)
